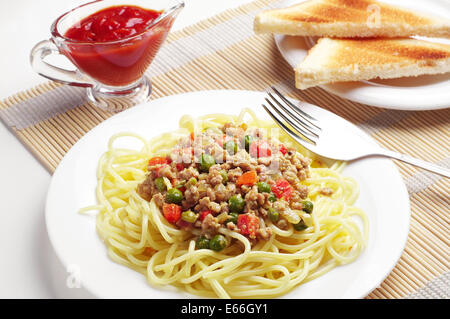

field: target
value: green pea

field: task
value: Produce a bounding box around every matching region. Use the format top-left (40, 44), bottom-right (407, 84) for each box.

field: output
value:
top-left (244, 135), bottom-right (254, 152)
top-left (219, 170), bottom-right (228, 184)
top-left (209, 234), bottom-right (227, 251)
top-left (302, 201), bottom-right (314, 214)
top-left (196, 236), bottom-right (210, 249)
top-left (155, 177), bottom-right (166, 192)
top-left (293, 219), bottom-right (307, 231)
top-left (229, 195), bottom-right (245, 213)
top-left (268, 208), bottom-right (279, 222)
top-left (268, 193), bottom-right (277, 203)
top-left (224, 140), bottom-right (238, 155)
top-left (257, 182), bottom-right (271, 193)
top-left (226, 212), bottom-right (239, 225)
top-left (181, 210), bottom-right (198, 223)
top-left (166, 188), bottom-right (183, 204)
top-left (200, 153), bottom-right (216, 172)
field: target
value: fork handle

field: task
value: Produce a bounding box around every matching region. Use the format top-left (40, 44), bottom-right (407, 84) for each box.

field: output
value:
top-left (376, 149), bottom-right (450, 178)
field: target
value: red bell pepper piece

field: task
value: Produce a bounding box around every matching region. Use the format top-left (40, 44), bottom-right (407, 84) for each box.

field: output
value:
top-left (199, 210), bottom-right (212, 221)
top-left (279, 144), bottom-right (288, 155)
top-left (148, 156), bottom-right (170, 166)
top-left (162, 204), bottom-right (182, 224)
top-left (249, 140), bottom-right (272, 158)
top-left (271, 179), bottom-right (293, 201)
top-left (237, 214), bottom-right (260, 238)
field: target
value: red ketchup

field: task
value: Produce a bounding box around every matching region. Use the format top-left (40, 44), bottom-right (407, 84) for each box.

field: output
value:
top-left (63, 6), bottom-right (170, 86)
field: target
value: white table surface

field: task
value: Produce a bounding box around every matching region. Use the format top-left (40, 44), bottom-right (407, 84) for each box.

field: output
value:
top-left (0, 0), bottom-right (254, 299)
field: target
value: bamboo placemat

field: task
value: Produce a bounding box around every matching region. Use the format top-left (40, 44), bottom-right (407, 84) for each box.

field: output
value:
top-left (0, 0), bottom-right (448, 299)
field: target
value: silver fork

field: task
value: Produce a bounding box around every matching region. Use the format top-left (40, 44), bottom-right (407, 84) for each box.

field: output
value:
top-left (262, 87), bottom-right (450, 178)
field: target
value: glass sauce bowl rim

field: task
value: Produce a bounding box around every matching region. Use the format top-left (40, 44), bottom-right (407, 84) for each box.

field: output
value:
top-left (51, 0), bottom-right (185, 45)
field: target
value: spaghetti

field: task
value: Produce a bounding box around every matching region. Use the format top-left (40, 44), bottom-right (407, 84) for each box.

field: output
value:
top-left (83, 109), bottom-right (369, 298)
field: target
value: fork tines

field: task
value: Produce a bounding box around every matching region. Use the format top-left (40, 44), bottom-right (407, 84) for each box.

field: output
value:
top-left (262, 86), bottom-right (321, 145)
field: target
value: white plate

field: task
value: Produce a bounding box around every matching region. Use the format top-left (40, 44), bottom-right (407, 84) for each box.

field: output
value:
top-left (45, 90), bottom-right (410, 298)
top-left (274, 0), bottom-right (450, 110)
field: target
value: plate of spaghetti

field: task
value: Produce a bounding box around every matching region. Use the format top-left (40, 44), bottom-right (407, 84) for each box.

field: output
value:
top-left (45, 90), bottom-right (410, 298)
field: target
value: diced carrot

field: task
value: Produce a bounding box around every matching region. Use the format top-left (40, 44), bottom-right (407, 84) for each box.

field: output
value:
top-left (148, 156), bottom-right (170, 166)
top-left (144, 247), bottom-right (156, 256)
top-left (236, 170), bottom-right (258, 186)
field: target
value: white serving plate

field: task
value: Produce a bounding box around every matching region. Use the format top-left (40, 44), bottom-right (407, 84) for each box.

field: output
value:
top-left (274, 0), bottom-right (450, 110)
top-left (45, 90), bottom-right (410, 298)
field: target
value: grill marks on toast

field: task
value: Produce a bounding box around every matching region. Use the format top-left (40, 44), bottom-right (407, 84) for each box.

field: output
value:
top-left (254, 0), bottom-right (450, 37)
top-left (275, 0), bottom-right (434, 25)
top-left (326, 39), bottom-right (450, 68)
top-left (295, 38), bottom-right (450, 89)
top-left (255, 0), bottom-right (450, 88)
top-left (277, 4), bottom-right (367, 23)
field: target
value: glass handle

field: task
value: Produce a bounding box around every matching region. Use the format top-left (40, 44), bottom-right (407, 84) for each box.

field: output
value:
top-left (30, 40), bottom-right (95, 88)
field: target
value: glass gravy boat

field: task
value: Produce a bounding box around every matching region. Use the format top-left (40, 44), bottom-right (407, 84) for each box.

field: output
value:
top-left (31, 0), bottom-right (184, 110)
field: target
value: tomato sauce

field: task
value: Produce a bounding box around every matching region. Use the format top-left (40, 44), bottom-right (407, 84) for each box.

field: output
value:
top-left (63, 5), bottom-right (170, 86)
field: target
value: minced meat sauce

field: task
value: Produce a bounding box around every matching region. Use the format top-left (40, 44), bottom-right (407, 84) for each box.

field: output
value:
top-left (137, 123), bottom-right (313, 252)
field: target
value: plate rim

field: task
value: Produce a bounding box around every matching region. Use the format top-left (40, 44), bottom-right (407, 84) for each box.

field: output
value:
top-left (45, 89), bottom-right (411, 299)
top-left (273, 0), bottom-right (450, 111)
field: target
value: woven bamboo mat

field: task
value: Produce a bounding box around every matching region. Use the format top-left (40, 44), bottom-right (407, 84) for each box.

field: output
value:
top-left (0, 0), bottom-right (448, 299)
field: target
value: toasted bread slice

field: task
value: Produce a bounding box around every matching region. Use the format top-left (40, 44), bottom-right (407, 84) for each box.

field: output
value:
top-left (254, 0), bottom-right (450, 38)
top-left (295, 37), bottom-right (450, 89)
